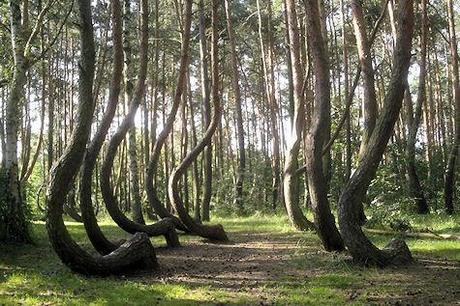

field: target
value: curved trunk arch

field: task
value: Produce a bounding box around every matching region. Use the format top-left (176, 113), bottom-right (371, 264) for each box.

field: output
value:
top-left (99, 0), bottom-right (179, 247)
top-left (144, 0), bottom-right (194, 233)
top-left (338, 0), bottom-right (415, 266)
top-left (168, 0), bottom-right (228, 242)
top-left (46, 0), bottom-right (158, 275)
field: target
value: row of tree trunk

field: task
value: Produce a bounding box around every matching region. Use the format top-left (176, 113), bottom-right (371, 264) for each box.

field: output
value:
top-left (1, 0), bottom-right (458, 275)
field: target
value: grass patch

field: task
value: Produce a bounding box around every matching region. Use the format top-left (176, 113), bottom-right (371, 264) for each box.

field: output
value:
top-left (0, 214), bottom-right (459, 305)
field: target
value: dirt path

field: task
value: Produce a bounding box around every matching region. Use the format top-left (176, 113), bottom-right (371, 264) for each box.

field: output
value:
top-left (156, 232), bottom-right (302, 289)
top-left (146, 231), bottom-right (460, 305)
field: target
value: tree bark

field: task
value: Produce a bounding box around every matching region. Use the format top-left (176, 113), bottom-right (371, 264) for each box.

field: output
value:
top-left (100, 0), bottom-right (179, 247)
top-left (256, 0), bottom-right (281, 210)
top-left (351, 0), bottom-right (378, 158)
top-left (168, 0), bottom-right (228, 242)
top-left (303, 0), bottom-right (345, 252)
top-left (339, 0), bottom-right (352, 181)
top-left (224, 0), bottom-right (246, 213)
top-left (444, 0), bottom-right (460, 215)
top-left (405, 0), bottom-right (429, 214)
top-left (0, 0), bottom-right (32, 243)
top-left (338, 0), bottom-right (415, 266)
top-left (46, 0), bottom-right (158, 275)
top-left (199, 0), bottom-right (213, 222)
top-left (283, 0), bottom-right (316, 232)
top-left (123, 0), bottom-right (145, 225)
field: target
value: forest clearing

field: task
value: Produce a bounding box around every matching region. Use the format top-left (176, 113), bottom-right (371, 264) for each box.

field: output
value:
top-left (1, 0), bottom-right (460, 304)
top-left (1, 215), bottom-right (460, 305)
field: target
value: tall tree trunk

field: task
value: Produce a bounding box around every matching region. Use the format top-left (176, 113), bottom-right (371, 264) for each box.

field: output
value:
top-left (283, 0), bottom-right (316, 232)
top-left (46, 0), bottom-right (158, 275)
top-left (338, 0), bottom-right (415, 266)
top-left (188, 75), bottom-right (201, 222)
top-left (351, 0), bottom-right (378, 158)
top-left (0, 0), bottom-right (31, 243)
top-left (350, 0), bottom-right (379, 224)
top-left (168, 0), bottom-right (228, 241)
top-left (100, 0), bottom-right (179, 247)
top-left (224, 0), bottom-right (245, 213)
top-left (303, 0), bottom-right (344, 252)
top-left (405, 0), bottom-right (428, 214)
top-left (48, 57), bottom-right (55, 172)
top-left (123, 0), bottom-right (144, 225)
top-left (0, 92), bottom-right (6, 168)
top-left (444, 0), bottom-right (460, 215)
top-left (199, 0), bottom-right (213, 222)
top-left (340, 0), bottom-right (352, 181)
top-left (266, 1), bottom-right (281, 210)
top-left (256, 0), bottom-right (281, 210)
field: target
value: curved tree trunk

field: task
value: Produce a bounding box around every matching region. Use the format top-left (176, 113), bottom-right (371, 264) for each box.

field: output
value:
top-left (145, 0), bottom-right (192, 232)
top-left (283, 0), bottom-right (316, 232)
top-left (99, 0), bottom-right (179, 247)
top-left (79, 0), bottom-right (125, 255)
top-left (444, 0), bottom-right (460, 215)
top-left (295, 1), bottom-right (388, 177)
top-left (303, 0), bottom-right (344, 252)
top-left (168, 0), bottom-right (228, 242)
top-left (351, 0), bottom-right (379, 224)
top-left (46, 0), bottom-right (158, 275)
top-left (338, 0), bottom-right (415, 266)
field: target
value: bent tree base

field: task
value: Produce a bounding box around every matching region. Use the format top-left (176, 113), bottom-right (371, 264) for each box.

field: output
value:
top-left (167, 0), bottom-right (228, 242)
top-left (339, 207), bottom-right (413, 267)
top-left (46, 0), bottom-right (158, 276)
top-left (337, 0), bottom-right (415, 266)
top-left (47, 217), bottom-right (158, 275)
top-left (100, 103), bottom-right (180, 248)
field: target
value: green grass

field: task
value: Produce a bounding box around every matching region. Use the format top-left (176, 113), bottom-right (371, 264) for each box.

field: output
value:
top-left (1, 214), bottom-right (459, 305)
top-left (406, 213), bottom-right (460, 233)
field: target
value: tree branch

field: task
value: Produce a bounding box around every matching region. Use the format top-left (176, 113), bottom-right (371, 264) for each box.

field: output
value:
top-left (24, 0), bottom-right (57, 60)
top-left (30, 0), bottom-right (74, 66)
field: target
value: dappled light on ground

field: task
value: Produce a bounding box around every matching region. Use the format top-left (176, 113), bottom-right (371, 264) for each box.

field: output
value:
top-left (1, 216), bottom-right (459, 305)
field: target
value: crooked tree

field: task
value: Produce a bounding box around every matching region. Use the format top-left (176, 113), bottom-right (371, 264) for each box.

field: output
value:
top-left (168, 0), bottom-right (228, 242)
top-left (46, 0), bottom-right (158, 275)
top-left (99, 0), bottom-right (179, 247)
top-left (338, 0), bottom-right (415, 266)
top-left (145, 0), bottom-right (192, 231)
top-left (283, 0), bottom-right (316, 232)
top-left (303, 0), bottom-right (345, 252)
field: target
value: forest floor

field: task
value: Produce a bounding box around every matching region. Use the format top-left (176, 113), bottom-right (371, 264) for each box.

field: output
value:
top-left (0, 214), bottom-right (459, 305)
